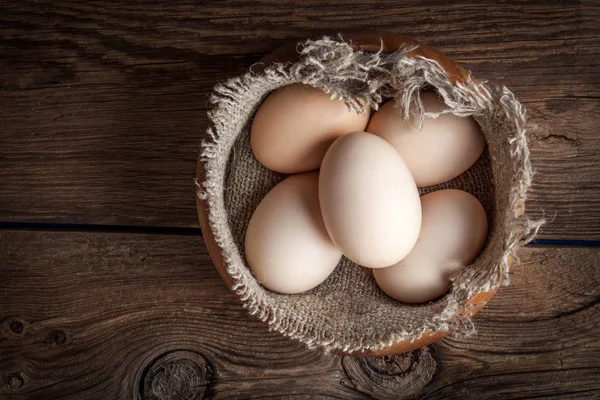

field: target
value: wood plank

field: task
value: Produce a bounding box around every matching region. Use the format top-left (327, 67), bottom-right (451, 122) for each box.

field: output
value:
top-left (1, 1), bottom-right (599, 238)
top-left (1, 231), bottom-right (599, 398)
top-left (0, 230), bottom-right (361, 399)
top-left (422, 245), bottom-right (600, 399)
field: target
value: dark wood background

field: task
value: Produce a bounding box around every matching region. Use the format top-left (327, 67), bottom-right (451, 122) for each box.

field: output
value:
top-left (1, 1), bottom-right (599, 399)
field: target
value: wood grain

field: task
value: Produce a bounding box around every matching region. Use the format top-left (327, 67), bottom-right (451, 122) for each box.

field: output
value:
top-left (0, 231), bottom-right (360, 399)
top-left (1, 231), bottom-right (598, 399)
top-left (424, 245), bottom-right (600, 399)
top-left (1, 1), bottom-right (600, 239)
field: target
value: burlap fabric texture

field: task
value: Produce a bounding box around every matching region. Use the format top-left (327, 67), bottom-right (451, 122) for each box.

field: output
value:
top-left (197, 37), bottom-right (544, 353)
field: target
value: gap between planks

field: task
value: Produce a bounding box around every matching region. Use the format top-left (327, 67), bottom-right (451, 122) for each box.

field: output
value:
top-left (2, 221), bottom-right (600, 247)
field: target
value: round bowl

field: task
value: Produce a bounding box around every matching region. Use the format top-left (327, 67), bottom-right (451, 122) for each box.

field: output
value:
top-left (197, 33), bottom-right (527, 356)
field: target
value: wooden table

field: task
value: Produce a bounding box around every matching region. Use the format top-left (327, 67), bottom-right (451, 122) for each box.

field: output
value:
top-left (1, 1), bottom-right (599, 399)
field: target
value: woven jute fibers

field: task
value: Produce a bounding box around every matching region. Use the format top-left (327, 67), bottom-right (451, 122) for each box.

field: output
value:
top-left (199, 37), bottom-right (543, 353)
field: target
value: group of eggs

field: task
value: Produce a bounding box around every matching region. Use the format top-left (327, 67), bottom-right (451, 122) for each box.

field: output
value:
top-left (244, 84), bottom-right (489, 303)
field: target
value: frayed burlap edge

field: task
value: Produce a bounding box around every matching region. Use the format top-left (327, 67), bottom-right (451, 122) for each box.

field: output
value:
top-left (197, 36), bottom-right (544, 353)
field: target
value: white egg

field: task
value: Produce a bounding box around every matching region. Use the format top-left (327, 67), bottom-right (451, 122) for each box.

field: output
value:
top-left (245, 172), bottom-right (342, 294)
top-left (251, 84), bottom-right (370, 173)
top-left (319, 132), bottom-right (421, 269)
top-left (367, 92), bottom-right (485, 187)
top-left (373, 189), bottom-right (488, 303)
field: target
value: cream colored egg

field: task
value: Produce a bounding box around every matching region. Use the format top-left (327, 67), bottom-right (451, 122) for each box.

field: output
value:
top-left (366, 92), bottom-right (485, 187)
top-left (245, 172), bottom-right (342, 294)
top-left (319, 132), bottom-right (421, 269)
top-left (251, 84), bottom-right (370, 173)
top-left (373, 189), bottom-right (488, 303)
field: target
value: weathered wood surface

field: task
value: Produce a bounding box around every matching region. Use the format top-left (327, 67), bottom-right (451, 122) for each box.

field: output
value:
top-left (1, 231), bottom-right (599, 399)
top-left (1, 1), bottom-right (600, 239)
top-left (1, 1), bottom-right (599, 398)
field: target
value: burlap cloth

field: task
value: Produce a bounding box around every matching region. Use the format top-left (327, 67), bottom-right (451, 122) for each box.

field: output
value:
top-left (198, 37), bottom-right (543, 353)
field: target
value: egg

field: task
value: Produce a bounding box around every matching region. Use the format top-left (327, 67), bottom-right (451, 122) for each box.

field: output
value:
top-left (251, 84), bottom-right (370, 173)
top-left (373, 189), bottom-right (488, 303)
top-left (319, 132), bottom-right (421, 269)
top-left (245, 172), bottom-right (342, 294)
top-left (366, 92), bottom-right (485, 187)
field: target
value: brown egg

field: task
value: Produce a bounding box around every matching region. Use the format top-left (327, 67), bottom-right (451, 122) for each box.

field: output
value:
top-left (251, 84), bottom-right (370, 173)
top-left (367, 92), bottom-right (485, 187)
top-left (245, 172), bottom-right (342, 294)
top-left (319, 132), bottom-right (421, 269)
top-left (373, 189), bottom-right (488, 303)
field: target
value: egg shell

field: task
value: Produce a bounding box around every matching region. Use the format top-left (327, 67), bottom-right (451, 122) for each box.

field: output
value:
top-left (319, 132), bottom-right (422, 269)
top-left (244, 172), bottom-right (342, 294)
top-left (250, 84), bottom-right (370, 174)
top-left (373, 189), bottom-right (488, 303)
top-left (366, 92), bottom-right (485, 187)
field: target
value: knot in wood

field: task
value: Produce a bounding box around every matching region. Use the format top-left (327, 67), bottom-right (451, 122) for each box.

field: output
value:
top-left (342, 347), bottom-right (436, 400)
top-left (44, 329), bottom-right (68, 346)
top-left (51, 330), bottom-right (67, 345)
top-left (140, 350), bottom-right (211, 400)
top-left (5, 373), bottom-right (24, 390)
top-left (9, 320), bottom-right (23, 335)
top-left (1, 317), bottom-right (28, 337)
